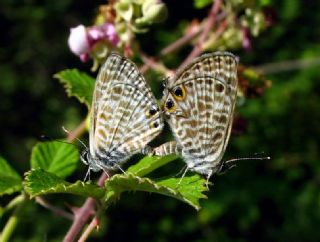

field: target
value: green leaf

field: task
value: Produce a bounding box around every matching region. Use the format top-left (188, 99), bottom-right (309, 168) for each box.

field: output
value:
top-left (156, 175), bottom-right (208, 209)
top-left (54, 69), bottom-right (95, 108)
top-left (31, 141), bottom-right (79, 179)
top-left (0, 156), bottom-right (22, 196)
top-left (24, 169), bottom-right (105, 199)
top-left (127, 154), bottom-right (178, 177)
top-left (105, 173), bottom-right (208, 210)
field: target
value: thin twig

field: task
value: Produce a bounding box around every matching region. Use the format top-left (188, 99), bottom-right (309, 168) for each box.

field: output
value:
top-left (252, 57), bottom-right (320, 74)
top-left (139, 28), bottom-right (201, 74)
top-left (63, 173), bottom-right (108, 242)
top-left (181, 0), bottom-right (222, 67)
top-left (35, 197), bottom-right (74, 221)
top-left (160, 24), bottom-right (202, 56)
top-left (78, 216), bottom-right (100, 242)
top-left (140, 7), bottom-right (226, 75)
top-left (0, 197), bottom-right (27, 242)
top-left (139, 51), bottom-right (173, 76)
top-left (66, 119), bottom-right (87, 143)
top-left (160, 11), bottom-right (226, 57)
top-left (201, 18), bottom-right (228, 51)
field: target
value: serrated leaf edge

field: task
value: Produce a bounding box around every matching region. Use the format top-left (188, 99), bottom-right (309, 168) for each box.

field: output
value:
top-left (54, 69), bottom-right (93, 107)
top-left (106, 173), bottom-right (207, 210)
top-left (23, 169), bottom-right (68, 198)
top-left (24, 169), bottom-right (102, 198)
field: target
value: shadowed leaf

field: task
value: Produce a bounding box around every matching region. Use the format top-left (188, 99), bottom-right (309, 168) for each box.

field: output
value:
top-left (0, 156), bottom-right (22, 196)
top-left (54, 69), bottom-right (95, 108)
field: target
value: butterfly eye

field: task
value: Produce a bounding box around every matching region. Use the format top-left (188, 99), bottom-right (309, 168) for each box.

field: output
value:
top-left (165, 98), bottom-right (176, 113)
top-left (172, 86), bottom-right (186, 100)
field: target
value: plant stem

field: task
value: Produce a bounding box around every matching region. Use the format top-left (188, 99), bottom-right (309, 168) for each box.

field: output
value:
top-left (253, 57), bottom-right (320, 74)
top-left (139, 51), bottom-right (173, 76)
top-left (0, 196), bottom-right (27, 242)
top-left (1, 194), bottom-right (24, 215)
top-left (63, 173), bottom-right (108, 242)
top-left (181, 0), bottom-right (222, 67)
top-left (66, 119), bottom-right (87, 143)
top-left (160, 24), bottom-right (202, 56)
top-left (35, 197), bottom-right (74, 220)
top-left (140, 0), bottom-right (225, 75)
top-left (78, 216), bottom-right (99, 242)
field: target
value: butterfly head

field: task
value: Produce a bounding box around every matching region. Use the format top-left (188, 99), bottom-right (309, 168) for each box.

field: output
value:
top-left (80, 149), bottom-right (101, 172)
top-left (80, 148), bottom-right (90, 166)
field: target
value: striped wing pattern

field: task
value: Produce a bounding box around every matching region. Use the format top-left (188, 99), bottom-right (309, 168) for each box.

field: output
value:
top-left (85, 53), bottom-right (163, 172)
top-left (156, 52), bottom-right (238, 177)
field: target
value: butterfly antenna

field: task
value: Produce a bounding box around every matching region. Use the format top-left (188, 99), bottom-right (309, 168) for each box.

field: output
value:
top-left (223, 155), bottom-right (271, 172)
top-left (62, 126), bottom-right (88, 149)
top-left (84, 167), bottom-right (91, 182)
top-left (40, 135), bottom-right (79, 148)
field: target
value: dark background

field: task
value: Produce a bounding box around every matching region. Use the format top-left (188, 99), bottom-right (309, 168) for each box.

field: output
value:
top-left (1, 0), bottom-right (320, 241)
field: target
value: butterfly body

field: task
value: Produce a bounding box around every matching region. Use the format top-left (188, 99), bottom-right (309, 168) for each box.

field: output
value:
top-left (81, 53), bottom-right (163, 172)
top-left (155, 52), bottom-right (238, 178)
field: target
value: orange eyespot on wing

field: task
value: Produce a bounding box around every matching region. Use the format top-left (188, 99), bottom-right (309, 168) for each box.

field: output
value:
top-left (172, 85), bottom-right (186, 101)
top-left (164, 98), bottom-right (176, 113)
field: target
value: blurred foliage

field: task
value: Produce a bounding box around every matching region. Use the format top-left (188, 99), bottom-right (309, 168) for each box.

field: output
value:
top-left (1, 0), bottom-right (320, 241)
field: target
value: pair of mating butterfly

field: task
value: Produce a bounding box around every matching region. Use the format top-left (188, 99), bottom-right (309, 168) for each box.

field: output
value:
top-left (80, 51), bottom-right (238, 181)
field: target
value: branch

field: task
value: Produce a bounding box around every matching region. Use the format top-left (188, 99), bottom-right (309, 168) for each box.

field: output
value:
top-left (140, 0), bottom-right (224, 75)
top-left (66, 119), bottom-right (87, 143)
top-left (181, 0), bottom-right (222, 67)
top-left (139, 51), bottom-right (173, 76)
top-left (35, 197), bottom-right (73, 221)
top-left (160, 24), bottom-right (202, 56)
top-left (252, 57), bottom-right (320, 74)
top-left (63, 173), bottom-right (108, 242)
top-left (78, 216), bottom-right (100, 242)
top-left (0, 197), bottom-right (27, 242)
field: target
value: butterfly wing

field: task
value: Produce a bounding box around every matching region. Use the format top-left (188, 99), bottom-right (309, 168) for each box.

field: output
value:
top-left (163, 52), bottom-right (238, 173)
top-left (90, 53), bottom-right (163, 169)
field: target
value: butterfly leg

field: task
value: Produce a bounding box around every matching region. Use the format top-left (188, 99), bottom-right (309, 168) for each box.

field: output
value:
top-left (84, 167), bottom-right (91, 182)
top-left (140, 145), bottom-right (154, 156)
top-left (153, 141), bottom-right (182, 156)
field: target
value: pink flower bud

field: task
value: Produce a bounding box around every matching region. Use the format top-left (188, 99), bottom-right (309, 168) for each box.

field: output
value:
top-left (68, 25), bottom-right (90, 57)
top-left (87, 23), bottom-right (119, 47)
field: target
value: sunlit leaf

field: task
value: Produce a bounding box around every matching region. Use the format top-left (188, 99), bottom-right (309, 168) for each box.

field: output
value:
top-left (127, 154), bottom-right (178, 177)
top-left (105, 173), bottom-right (208, 210)
top-left (31, 141), bottom-right (79, 179)
top-left (24, 169), bottom-right (104, 199)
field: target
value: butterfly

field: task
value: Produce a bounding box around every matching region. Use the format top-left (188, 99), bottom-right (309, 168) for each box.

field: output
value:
top-left (80, 53), bottom-right (163, 174)
top-left (153, 52), bottom-right (238, 180)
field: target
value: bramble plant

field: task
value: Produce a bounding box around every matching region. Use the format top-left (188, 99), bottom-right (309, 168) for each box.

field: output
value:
top-left (0, 1), bottom-right (271, 241)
